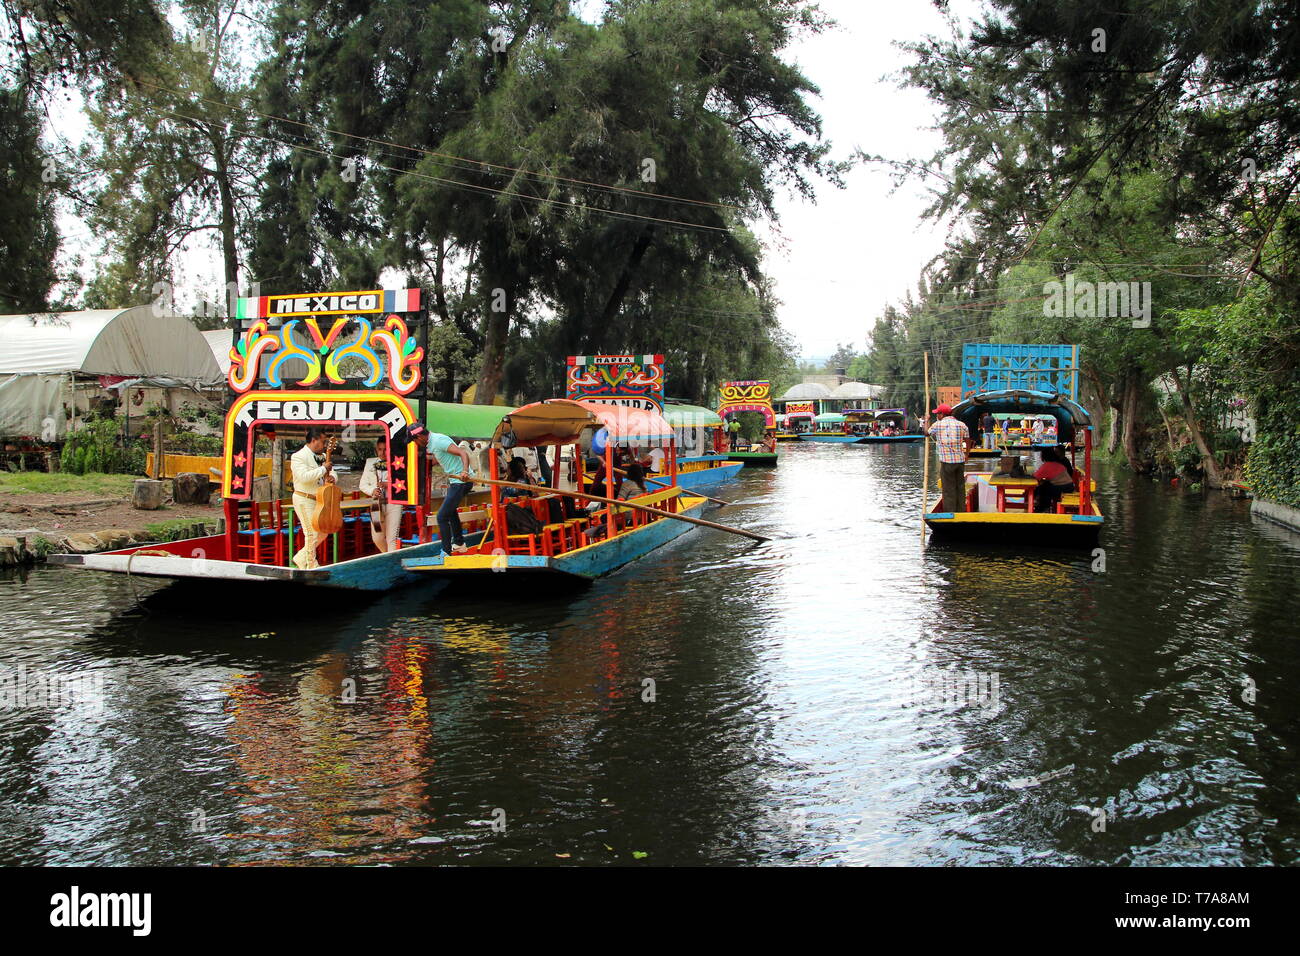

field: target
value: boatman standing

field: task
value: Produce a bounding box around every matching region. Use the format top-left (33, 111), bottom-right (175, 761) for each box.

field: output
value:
top-left (408, 424), bottom-right (474, 556)
top-left (980, 410), bottom-right (997, 449)
top-left (928, 403), bottom-right (972, 513)
top-left (291, 426), bottom-right (336, 569)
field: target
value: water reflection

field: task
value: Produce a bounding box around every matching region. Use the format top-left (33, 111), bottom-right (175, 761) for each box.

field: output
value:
top-left (1, 443), bottom-right (1298, 865)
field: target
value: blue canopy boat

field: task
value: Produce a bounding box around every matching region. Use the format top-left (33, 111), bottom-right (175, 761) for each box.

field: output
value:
top-left (799, 412), bottom-right (858, 443)
top-left (923, 388), bottom-right (1103, 547)
top-left (856, 408), bottom-right (923, 444)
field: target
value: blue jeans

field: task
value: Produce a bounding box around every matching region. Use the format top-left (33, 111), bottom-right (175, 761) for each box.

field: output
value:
top-left (437, 481), bottom-right (473, 554)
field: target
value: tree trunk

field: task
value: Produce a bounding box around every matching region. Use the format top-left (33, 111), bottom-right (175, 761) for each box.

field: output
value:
top-left (1118, 369), bottom-right (1149, 473)
top-left (270, 437), bottom-right (285, 499)
top-left (1169, 367), bottom-right (1224, 488)
top-left (1154, 399), bottom-right (1178, 462)
top-left (476, 294), bottom-right (510, 404)
top-left (591, 224), bottom-right (656, 346)
top-left (132, 479), bottom-right (165, 511)
top-left (173, 472), bottom-right (212, 505)
top-left (151, 422), bottom-right (166, 479)
top-left (210, 132), bottom-right (239, 292)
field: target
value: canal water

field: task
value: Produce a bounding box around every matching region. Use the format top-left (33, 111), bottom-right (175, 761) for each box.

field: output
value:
top-left (2, 442), bottom-right (1298, 865)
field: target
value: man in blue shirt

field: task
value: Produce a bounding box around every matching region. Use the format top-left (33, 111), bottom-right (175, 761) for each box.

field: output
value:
top-left (410, 424), bottom-right (474, 555)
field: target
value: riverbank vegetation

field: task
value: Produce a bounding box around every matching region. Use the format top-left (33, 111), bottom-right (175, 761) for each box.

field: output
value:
top-left (854, 0), bottom-right (1299, 501)
top-left (1, 0), bottom-right (831, 407)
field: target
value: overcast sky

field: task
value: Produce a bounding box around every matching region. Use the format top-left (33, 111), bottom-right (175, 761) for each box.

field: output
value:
top-left (759, 0), bottom-right (981, 362)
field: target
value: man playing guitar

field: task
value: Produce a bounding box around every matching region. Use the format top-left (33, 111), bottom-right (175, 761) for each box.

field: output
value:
top-left (290, 427), bottom-right (337, 569)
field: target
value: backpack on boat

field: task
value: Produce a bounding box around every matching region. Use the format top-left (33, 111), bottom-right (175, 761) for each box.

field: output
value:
top-left (546, 495), bottom-right (580, 524)
top-left (505, 502), bottom-right (544, 535)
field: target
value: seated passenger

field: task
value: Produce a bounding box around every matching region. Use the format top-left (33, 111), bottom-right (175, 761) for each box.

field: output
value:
top-left (1033, 447), bottom-right (1077, 512)
top-left (617, 463), bottom-right (648, 500)
top-left (504, 457), bottom-right (535, 498)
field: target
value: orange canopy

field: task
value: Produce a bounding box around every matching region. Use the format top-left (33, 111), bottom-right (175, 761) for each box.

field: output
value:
top-left (494, 398), bottom-right (674, 448)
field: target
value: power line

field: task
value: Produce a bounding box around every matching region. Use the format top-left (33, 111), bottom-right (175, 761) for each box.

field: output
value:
top-left (130, 77), bottom-right (748, 216)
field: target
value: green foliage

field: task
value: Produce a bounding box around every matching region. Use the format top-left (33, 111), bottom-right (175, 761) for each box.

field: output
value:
top-left (0, 84), bottom-right (60, 312)
top-left (348, 440), bottom-right (378, 471)
top-left (252, 0), bottom-right (837, 402)
top-left (1245, 398), bottom-right (1300, 507)
top-left (165, 433), bottom-right (223, 456)
top-left (59, 418), bottom-right (137, 474)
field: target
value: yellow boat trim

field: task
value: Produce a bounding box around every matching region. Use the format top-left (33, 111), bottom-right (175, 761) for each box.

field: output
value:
top-left (926, 509), bottom-right (1104, 523)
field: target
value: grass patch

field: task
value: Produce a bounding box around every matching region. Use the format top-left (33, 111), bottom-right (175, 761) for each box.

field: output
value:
top-left (0, 471), bottom-right (138, 497)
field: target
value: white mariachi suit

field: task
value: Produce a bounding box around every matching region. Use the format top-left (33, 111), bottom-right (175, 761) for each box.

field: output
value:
top-left (291, 443), bottom-right (327, 569)
top-left (359, 457), bottom-right (405, 552)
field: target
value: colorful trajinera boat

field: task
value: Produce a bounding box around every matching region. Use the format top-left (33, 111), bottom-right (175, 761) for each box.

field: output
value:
top-left (778, 401), bottom-right (815, 439)
top-left (798, 408), bottom-right (904, 444)
top-left (661, 401), bottom-right (744, 490)
top-left (799, 411), bottom-right (854, 442)
top-left (857, 408), bottom-right (923, 444)
top-left (49, 286), bottom-right (511, 591)
top-left (402, 399), bottom-right (709, 580)
top-left (565, 354), bottom-right (741, 491)
top-left (717, 380), bottom-right (778, 466)
top-left (924, 345), bottom-right (1102, 547)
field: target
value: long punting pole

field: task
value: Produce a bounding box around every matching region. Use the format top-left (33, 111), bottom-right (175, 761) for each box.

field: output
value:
top-left (920, 351), bottom-right (931, 544)
top-left (612, 465), bottom-right (730, 507)
top-left (473, 476), bottom-right (771, 543)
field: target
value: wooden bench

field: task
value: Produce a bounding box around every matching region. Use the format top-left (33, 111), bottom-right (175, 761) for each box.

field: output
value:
top-left (1055, 492), bottom-right (1081, 514)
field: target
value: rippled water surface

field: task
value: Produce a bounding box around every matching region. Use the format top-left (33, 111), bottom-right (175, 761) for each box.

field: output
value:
top-left (2, 442), bottom-right (1298, 865)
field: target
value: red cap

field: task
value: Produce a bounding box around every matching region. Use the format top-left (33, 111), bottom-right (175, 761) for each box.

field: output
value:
top-left (933, 403), bottom-right (953, 415)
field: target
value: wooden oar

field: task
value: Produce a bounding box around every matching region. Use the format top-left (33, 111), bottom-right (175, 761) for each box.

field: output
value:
top-left (611, 465), bottom-right (731, 507)
top-left (474, 476), bottom-right (770, 543)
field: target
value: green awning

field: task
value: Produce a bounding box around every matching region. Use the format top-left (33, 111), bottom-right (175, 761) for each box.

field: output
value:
top-left (663, 403), bottom-right (723, 427)
top-left (425, 401), bottom-right (507, 440)
top-left (815, 412), bottom-right (845, 423)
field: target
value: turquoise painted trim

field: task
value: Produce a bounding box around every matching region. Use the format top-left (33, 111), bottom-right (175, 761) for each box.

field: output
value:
top-left (925, 512), bottom-right (955, 519)
top-left (404, 501), bottom-right (707, 580)
top-left (799, 434), bottom-right (861, 444)
top-left (676, 461), bottom-right (742, 490)
top-left (1070, 514), bottom-right (1104, 523)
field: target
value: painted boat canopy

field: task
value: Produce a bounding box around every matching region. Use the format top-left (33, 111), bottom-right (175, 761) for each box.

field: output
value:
top-left (951, 390), bottom-right (1091, 441)
top-left (662, 403), bottom-right (723, 427)
top-left (425, 400), bottom-right (508, 440)
top-left (875, 408), bottom-right (908, 422)
top-left (842, 408), bottom-right (875, 422)
top-left (814, 412), bottom-right (845, 424)
top-left (494, 398), bottom-right (674, 447)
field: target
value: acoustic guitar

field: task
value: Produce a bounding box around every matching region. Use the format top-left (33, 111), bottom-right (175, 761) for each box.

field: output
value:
top-left (313, 436), bottom-right (344, 535)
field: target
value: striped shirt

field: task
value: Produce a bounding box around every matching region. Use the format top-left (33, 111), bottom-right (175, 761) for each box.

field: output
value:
top-left (928, 417), bottom-right (970, 463)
